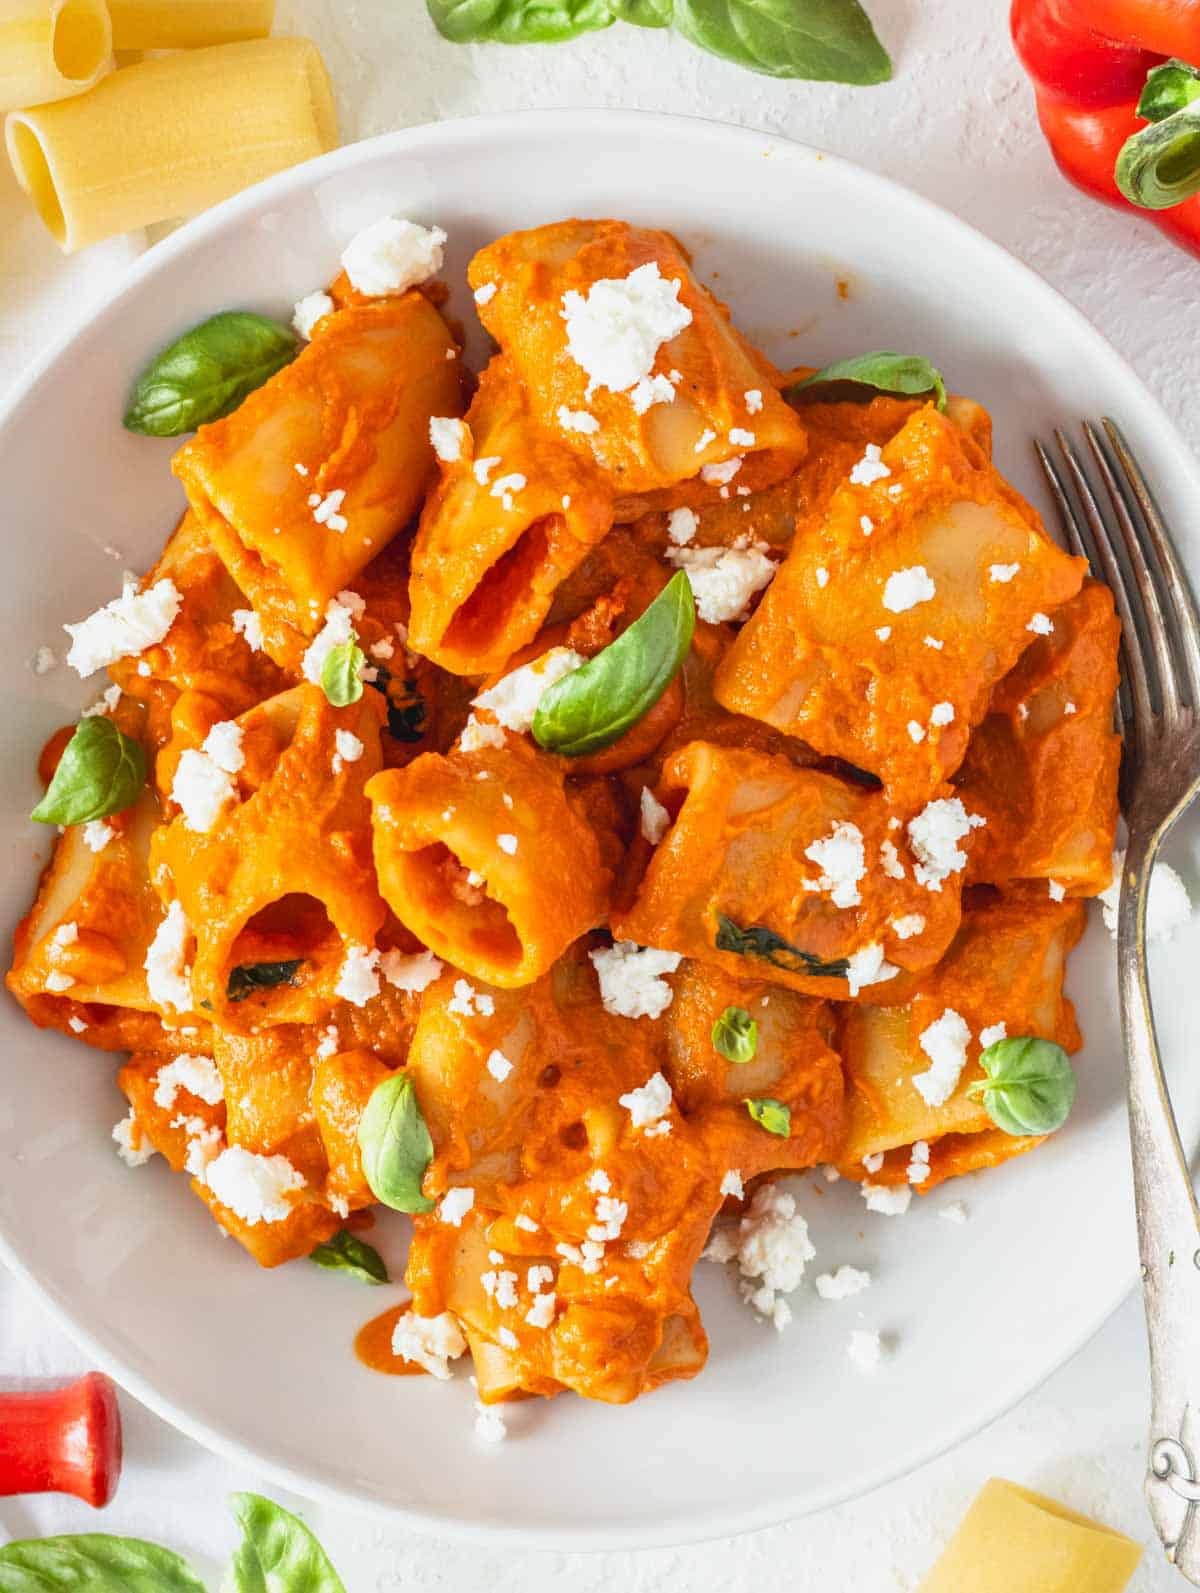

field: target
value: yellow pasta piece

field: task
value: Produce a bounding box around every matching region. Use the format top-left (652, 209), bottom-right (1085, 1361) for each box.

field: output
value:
top-left (0, 0), bottom-right (110, 113)
top-left (6, 36), bottom-right (335, 251)
top-left (107, 0), bottom-right (273, 50)
top-left (918, 1478), bottom-right (1141, 1592)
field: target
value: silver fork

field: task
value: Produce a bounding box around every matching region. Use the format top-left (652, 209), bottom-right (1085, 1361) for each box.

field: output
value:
top-left (1037, 419), bottom-right (1200, 1578)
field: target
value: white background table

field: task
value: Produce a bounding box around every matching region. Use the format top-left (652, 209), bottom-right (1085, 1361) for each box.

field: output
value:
top-left (1, 0), bottom-right (1197, 1585)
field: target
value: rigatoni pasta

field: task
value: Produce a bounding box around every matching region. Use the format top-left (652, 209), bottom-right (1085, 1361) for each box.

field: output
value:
top-left (107, 0), bottom-right (273, 50)
top-left (0, 0), bottom-right (110, 112)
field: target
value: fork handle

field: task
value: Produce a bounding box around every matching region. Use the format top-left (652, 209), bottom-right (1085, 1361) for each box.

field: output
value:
top-left (1121, 833), bottom-right (1200, 1577)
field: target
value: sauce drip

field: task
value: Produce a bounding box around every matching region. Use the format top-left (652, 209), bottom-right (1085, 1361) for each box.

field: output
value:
top-left (354, 1302), bottom-right (426, 1376)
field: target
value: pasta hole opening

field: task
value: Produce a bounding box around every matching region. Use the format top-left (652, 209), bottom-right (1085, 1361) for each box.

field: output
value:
top-left (52, 0), bottom-right (110, 82)
top-left (7, 121), bottom-right (66, 246)
top-left (404, 843), bottom-right (523, 969)
top-left (226, 894), bottom-right (339, 996)
top-left (442, 517), bottom-right (558, 656)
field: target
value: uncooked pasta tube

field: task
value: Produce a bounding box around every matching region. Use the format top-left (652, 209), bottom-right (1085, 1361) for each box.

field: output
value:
top-left (0, 0), bottom-right (110, 113)
top-left (107, 0), bottom-right (274, 50)
top-left (6, 36), bottom-right (336, 251)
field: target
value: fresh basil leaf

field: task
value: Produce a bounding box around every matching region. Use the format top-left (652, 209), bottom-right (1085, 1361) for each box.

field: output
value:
top-left (370, 666), bottom-right (428, 743)
top-left (0, 1535), bottom-right (206, 1592)
top-left (1138, 59), bottom-right (1200, 124)
top-left (715, 914), bottom-right (849, 979)
top-left (224, 1493), bottom-right (347, 1593)
top-left (745, 1096), bottom-right (791, 1136)
top-left (611, 0), bottom-right (671, 23)
top-left (427, 0), bottom-right (615, 44)
top-left (532, 571), bottom-right (695, 757)
top-left (226, 960), bottom-right (304, 1002)
top-left (786, 350), bottom-right (947, 410)
top-left (124, 312), bottom-right (298, 438)
top-left (31, 716), bottom-right (145, 826)
top-left (321, 641), bottom-right (365, 707)
top-left (967, 1036), bottom-right (1076, 1136)
top-left (1116, 105), bottom-right (1200, 210)
top-left (357, 1071), bottom-right (435, 1214)
top-left (311, 1229), bottom-right (389, 1284)
top-left (713, 1005), bottom-right (757, 1063)
top-left (672, 0), bottom-right (890, 81)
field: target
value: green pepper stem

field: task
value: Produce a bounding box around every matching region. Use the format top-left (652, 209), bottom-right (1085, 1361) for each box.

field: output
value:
top-left (1117, 106), bottom-right (1200, 211)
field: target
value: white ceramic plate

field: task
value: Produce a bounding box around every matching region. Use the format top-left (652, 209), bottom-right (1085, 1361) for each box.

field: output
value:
top-left (1, 110), bottom-right (1198, 1551)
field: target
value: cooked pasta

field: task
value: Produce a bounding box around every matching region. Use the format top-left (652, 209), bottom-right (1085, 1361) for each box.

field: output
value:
top-left (0, 0), bottom-right (110, 112)
top-left (9, 214), bottom-right (1125, 1426)
top-left (106, 0), bottom-right (273, 50)
top-left (6, 36), bottom-right (335, 252)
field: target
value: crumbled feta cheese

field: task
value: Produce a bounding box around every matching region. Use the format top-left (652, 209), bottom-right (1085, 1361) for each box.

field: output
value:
top-left (979, 1022), bottom-right (1007, 1050)
top-left (171, 747), bottom-right (235, 833)
top-left (879, 843), bottom-right (906, 888)
top-left (667, 506), bottom-right (698, 546)
top-left (744, 389), bottom-right (764, 415)
top-left (67, 1015), bottom-right (88, 1033)
top-left (862, 1182), bottom-right (912, 1216)
top-left (474, 281), bottom-right (497, 305)
top-left (144, 900), bottom-right (192, 1012)
top-left (342, 217), bottom-right (446, 297)
top-left (630, 373), bottom-right (677, 414)
top-left (587, 1170), bottom-right (611, 1194)
top-left (204, 1145), bottom-right (304, 1224)
top-left (153, 1053), bottom-right (223, 1111)
top-left (844, 942), bottom-right (899, 997)
top-left (639, 787), bottom-right (670, 845)
top-left (439, 1186), bottom-right (475, 1226)
top-left (486, 1048), bottom-right (513, 1082)
top-left (32, 645), bottom-right (57, 674)
top-left (694, 427), bottom-right (717, 454)
top-left (429, 416), bottom-right (469, 462)
top-left (113, 1112), bottom-right (156, 1167)
top-left (929, 701), bottom-right (955, 727)
top-left (314, 1024), bottom-right (339, 1060)
top-left (907, 721), bottom-right (926, 743)
top-left (589, 1195), bottom-right (628, 1242)
top-left (231, 608), bottom-right (263, 652)
top-left (941, 1201), bottom-right (969, 1224)
top-left (847, 1328), bottom-right (885, 1370)
top-left (705, 1184), bottom-right (815, 1331)
top-left (391, 1310), bottom-right (467, 1380)
top-left (380, 947), bottom-right (442, 992)
top-left (875, 625), bottom-right (892, 642)
top-left (729, 428), bottom-right (756, 447)
top-left (700, 455), bottom-right (743, 486)
top-left (310, 487), bottom-right (348, 534)
top-left (301, 595), bottom-right (358, 685)
top-left (989, 562), bottom-right (1020, 583)
top-left (804, 820), bottom-right (865, 909)
top-left (447, 978), bottom-right (495, 1018)
top-left (43, 968), bottom-right (73, 992)
top-left (556, 405), bottom-right (601, 437)
top-left (481, 1269), bottom-right (519, 1309)
top-left (1063, 700), bottom-right (1077, 715)
top-left (592, 944), bottom-right (681, 1020)
top-left (292, 290), bottom-right (333, 341)
top-left (908, 797), bottom-right (986, 892)
top-left (882, 565), bottom-right (936, 614)
top-left (862, 1152), bottom-right (885, 1174)
top-left (458, 716), bottom-right (507, 753)
top-left (64, 577), bottom-right (181, 676)
top-left (815, 566), bottom-right (830, 590)
top-left (720, 1170), bottom-right (745, 1200)
top-left (907, 1140), bottom-right (931, 1184)
top-left (473, 647), bottom-right (585, 735)
top-left (913, 1008), bottom-right (972, 1107)
top-left (666, 542), bottom-right (774, 623)
top-left (1027, 612), bottom-right (1055, 635)
top-left (560, 262), bottom-right (691, 396)
top-left (923, 635), bottom-right (944, 651)
top-left (1099, 850), bottom-right (1192, 943)
top-left (816, 1265), bottom-right (871, 1300)
top-left (849, 443), bottom-right (890, 486)
top-left (333, 729), bottom-right (364, 774)
top-left (335, 944), bottom-right (380, 1007)
top-left (618, 1069), bottom-right (674, 1128)
top-left (496, 832), bottom-right (518, 856)
top-left (525, 1291), bottom-right (557, 1330)
top-left (496, 1326), bottom-right (519, 1352)
top-left (1048, 878), bottom-right (1067, 902)
top-left (515, 1214), bottom-right (538, 1233)
top-left (890, 913), bottom-right (926, 940)
top-left (490, 472), bottom-right (527, 511)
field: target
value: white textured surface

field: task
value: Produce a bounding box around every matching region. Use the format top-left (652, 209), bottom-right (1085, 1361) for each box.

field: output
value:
top-left (0, 0), bottom-right (1196, 1585)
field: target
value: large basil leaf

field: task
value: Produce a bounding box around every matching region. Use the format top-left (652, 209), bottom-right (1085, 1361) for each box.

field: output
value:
top-left (532, 571), bottom-right (695, 757)
top-left (321, 641), bottom-right (365, 708)
top-left (715, 914), bottom-right (849, 979)
top-left (357, 1072), bottom-right (435, 1214)
top-left (31, 716), bottom-right (145, 826)
top-left (786, 351), bottom-right (947, 410)
top-left (0, 1535), bottom-right (206, 1592)
top-left (1138, 59), bottom-right (1200, 124)
top-left (311, 1230), bottom-right (389, 1284)
top-left (967, 1036), bottom-right (1076, 1136)
top-left (224, 1493), bottom-right (347, 1593)
top-left (427, 0), bottom-right (615, 43)
top-left (1116, 105), bottom-right (1200, 211)
top-left (672, 0), bottom-right (890, 82)
top-left (227, 960), bottom-right (304, 1002)
top-left (124, 312), bottom-right (298, 437)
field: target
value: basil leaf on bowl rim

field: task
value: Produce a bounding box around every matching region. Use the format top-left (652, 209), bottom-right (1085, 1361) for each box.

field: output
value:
top-left (427, 0), bottom-right (616, 44)
top-left (0, 1534), bottom-right (207, 1592)
top-left (357, 1071), bottom-right (435, 1214)
top-left (745, 1096), bottom-right (791, 1136)
top-left (532, 570), bottom-right (695, 757)
top-left (786, 350), bottom-right (947, 410)
top-left (672, 0), bottom-right (891, 82)
top-left (123, 311), bottom-right (299, 438)
top-left (321, 640), bottom-right (366, 707)
top-left (310, 1230), bottom-right (389, 1284)
top-left (715, 914), bottom-right (850, 980)
top-left (226, 960), bottom-right (304, 1003)
top-left (225, 1492), bottom-right (348, 1593)
top-left (31, 716), bottom-right (145, 826)
top-left (967, 1035), bottom-right (1077, 1137)
top-left (713, 1005), bottom-right (758, 1063)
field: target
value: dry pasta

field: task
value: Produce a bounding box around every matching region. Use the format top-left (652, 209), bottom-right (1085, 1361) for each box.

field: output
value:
top-left (107, 0), bottom-right (273, 50)
top-left (0, 0), bottom-right (110, 113)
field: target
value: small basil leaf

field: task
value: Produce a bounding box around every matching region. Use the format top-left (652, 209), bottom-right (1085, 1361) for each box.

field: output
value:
top-left (672, 0), bottom-right (890, 82)
top-left (1138, 59), bottom-right (1200, 124)
top-left (715, 914), bottom-right (849, 979)
top-left (786, 350), bottom-right (947, 411)
top-left (532, 571), bottom-right (695, 757)
top-left (357, 1071), bottom-right (435, 1214)
top-left (713, 1005), bottom-right (758, 1063)
top-left (124, 312), bottom-right (298, 438)
top-left (745, 1096), bottom-right (791, 1136)
top-left (967, 1036), bottom-right (1076, 1136)
top-left (31, 716), bottom-right (146, 826)
top-left (226, 960), bottom-right (304, 1002)
top-left (426, 0), bottom-right (615, 44)
top-left (611, 0), bottom-right (671, 23)
top-left (224, 1493), bottom-right (347, 1593)
top-left (321, 641), bottom-right (365, 707)
top-left (0, 1535), bottom-right (206, 1592)
top-left (311, 1230), bottom-right (389, 1284)
top-left (1116, 105), bottom-right (1200, 210)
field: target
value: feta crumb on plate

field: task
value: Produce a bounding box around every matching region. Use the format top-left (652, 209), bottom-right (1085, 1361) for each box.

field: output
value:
top-left (847, 1328), bottom-right (886, 1371)
top-left (704, 1184), bottom-right (815, 1331)
top-left (391, 1310), bottom-right (467, 1380)
top-left (816, 1264), bottom-right (871, 1300)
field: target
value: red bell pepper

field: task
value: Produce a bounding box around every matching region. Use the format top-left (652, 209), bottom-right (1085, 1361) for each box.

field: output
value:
top-left (0, 1373), bottom-right (123, 1508)
top-left (1011, 0), bottom-right (1200, 258)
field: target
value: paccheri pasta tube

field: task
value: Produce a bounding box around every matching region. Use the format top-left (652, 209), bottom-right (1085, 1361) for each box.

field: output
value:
top-left (175, 294), bottom-right (462, 657)
top-left (0, 0), bottom-right (110, 112)
top-left (6, 36), bottom-right (335, 251)
top-left (107, 0), bottom-right (274, 50)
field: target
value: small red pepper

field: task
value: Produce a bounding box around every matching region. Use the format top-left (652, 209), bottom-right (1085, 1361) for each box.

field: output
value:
top-left (0, 1373), bottom-right (123, 1508)
top-left (1011, 0), bottom-right (1200, 257)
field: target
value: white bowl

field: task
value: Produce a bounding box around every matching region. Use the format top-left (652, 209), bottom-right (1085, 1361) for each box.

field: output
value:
top-left (2, 110), bottom-right (1198, 1550)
